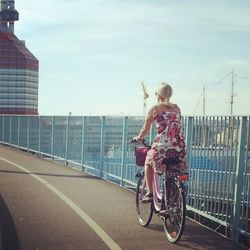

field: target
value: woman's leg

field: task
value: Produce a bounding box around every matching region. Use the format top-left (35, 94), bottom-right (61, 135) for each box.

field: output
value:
top-left (145, 163), bottom-right (154, 194)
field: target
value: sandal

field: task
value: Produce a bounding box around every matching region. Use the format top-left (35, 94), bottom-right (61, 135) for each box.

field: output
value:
top-left (142, 193), bottom-right (153, 203)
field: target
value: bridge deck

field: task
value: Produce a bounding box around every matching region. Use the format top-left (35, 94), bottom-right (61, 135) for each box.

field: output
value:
top-left (0, 145), bottom-right (243, 250)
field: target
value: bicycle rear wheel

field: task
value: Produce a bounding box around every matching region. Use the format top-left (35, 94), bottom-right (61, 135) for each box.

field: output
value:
top-left (136, 173), bottom-right (153, 227)
top-left (163, 183), bottom-right (186, 243)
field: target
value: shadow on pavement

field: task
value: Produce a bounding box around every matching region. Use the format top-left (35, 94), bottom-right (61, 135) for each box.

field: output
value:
top-left (178, 222), bottom-right (242, 250)
top-left (0, 195), bottom-right (21, 250)
top-left (0, 169), bottom-right (101, 180)
top-left (138, 218), bottom-right (243, 250)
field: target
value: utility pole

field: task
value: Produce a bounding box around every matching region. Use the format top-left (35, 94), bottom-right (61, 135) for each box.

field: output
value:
top-left (202, 85), bottom-right (206, 146)
top-left (230, 69), bottom-right (235, 115)
top-left (202, 85), bottom-right (206, 116)
top-left (229, 69), bottom-right (236, 147)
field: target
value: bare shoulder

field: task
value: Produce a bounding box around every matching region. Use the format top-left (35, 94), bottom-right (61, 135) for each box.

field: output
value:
top-left (171, 103), bottom-right (182, 116)
top-left (171, 103), bottom-right (181, 113)
top-left (168, 102), bottom-right (178, 108)
top-left (160, 102), bottom-right (180, 111)
top-left (171, 103), bottom-right (180, 110)
top-left (148, 104), bottom-right (159, 114)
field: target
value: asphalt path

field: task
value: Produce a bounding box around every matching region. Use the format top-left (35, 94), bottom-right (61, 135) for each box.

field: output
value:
top-left (0, 145), bottom-right (244, 250)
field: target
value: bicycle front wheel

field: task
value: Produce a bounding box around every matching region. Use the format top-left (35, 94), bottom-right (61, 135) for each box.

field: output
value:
top-left (163, 184), bottom-right (186, 243)
top-left (136, 173), bottom-right (153, 227)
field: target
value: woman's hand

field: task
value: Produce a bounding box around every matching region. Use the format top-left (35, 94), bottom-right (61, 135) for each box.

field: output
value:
top-left (132, 136), bottom-right (142, 142)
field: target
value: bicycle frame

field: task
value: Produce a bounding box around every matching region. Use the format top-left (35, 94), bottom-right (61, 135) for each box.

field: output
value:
top-left (152, 172), bottom-right (166, 213)
top-left (133, 139), bottom-right (188, 243)
top-left (136, 168), bottom-right (188, 214)
top-left (152, 172), bottom-right (187, 214)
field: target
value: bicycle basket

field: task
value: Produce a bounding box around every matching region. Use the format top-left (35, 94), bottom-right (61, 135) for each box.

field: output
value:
top-left (135, 146), bottom-right (150, 167)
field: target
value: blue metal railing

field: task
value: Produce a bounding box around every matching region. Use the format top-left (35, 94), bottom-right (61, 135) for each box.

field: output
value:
top-left (0, 115), bottom-right (249, 247)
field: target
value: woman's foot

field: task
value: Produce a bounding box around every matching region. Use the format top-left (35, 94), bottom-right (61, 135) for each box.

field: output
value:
top-left (142, 193), bottom-right (153, 203)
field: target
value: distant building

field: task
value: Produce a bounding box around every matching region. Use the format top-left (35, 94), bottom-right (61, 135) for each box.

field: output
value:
top-left (0, 0), bottom-right (39, 115)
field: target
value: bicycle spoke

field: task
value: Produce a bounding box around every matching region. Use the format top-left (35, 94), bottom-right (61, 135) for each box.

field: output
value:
top-left (163, 182), bottom-right (186, 243)
top-left (136, 174), bottom-right (153, 227)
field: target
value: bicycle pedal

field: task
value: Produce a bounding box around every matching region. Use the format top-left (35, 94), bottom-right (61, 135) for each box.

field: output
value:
top-left (142, 198), bottom-right (153, 203)
top-left (169, 207), bottom-right (178, 214)
top-left (160, 214), bottom-right (169, 220)
top-left (170, 231), bottom-right (177, 237)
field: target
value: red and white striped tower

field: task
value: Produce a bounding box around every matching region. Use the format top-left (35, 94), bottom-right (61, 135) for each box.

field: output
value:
top-left (0, 0), bottom-right (39, 115)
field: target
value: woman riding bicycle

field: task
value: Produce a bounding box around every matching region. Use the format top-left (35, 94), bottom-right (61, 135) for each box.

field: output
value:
top-left (133, 82), bottom-right (187, 202)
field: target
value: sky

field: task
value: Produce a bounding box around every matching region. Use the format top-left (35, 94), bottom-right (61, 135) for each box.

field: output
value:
top-left (14, 0), bottom-right (250, 116)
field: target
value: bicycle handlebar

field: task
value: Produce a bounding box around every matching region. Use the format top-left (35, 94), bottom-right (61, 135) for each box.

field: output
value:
top-left (130, 138), bottom-right (150, 147)
top-left (130, 138), bottom-right (138, 143)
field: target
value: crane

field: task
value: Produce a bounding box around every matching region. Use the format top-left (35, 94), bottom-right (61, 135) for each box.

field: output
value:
top-left (141, 82), bottom-right (149, 116)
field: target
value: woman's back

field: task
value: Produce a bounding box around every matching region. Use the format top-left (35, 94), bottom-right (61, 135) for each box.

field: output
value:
top-left (149, 102), bottom-right (187, 173)
top-left (153, 103), bottom-right (181, 134)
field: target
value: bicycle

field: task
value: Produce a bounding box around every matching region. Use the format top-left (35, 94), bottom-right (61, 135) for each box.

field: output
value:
top-left (132, 139), bottom-right (188, 243)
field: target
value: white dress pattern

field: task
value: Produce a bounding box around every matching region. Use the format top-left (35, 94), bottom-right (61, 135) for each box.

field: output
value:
top-left (145, 106), bottom-right (187, 174)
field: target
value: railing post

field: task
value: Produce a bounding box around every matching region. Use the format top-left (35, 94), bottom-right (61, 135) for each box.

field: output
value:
top-left (81, 116), bottom-right (86, 171)
top-left (0, 116), bottom-right (1, 142)
top-left (185, 116), bottom-right (193, 167)
top-left (231, 116), bottom-right (247, 243)
top-left (149, 123), bottom-right (155, 145)
top-left (17, 116), bottom-right (20, 148)
top-left (2, 115), bottom-right (5, 143)
top-left (121, 116), bottom-right (128, 186)
top-left (38, 116), bottom-right (41, 154)
top-left (9, 116), bottom-right (12, 145)
top-left (100, 116), bottom-right (106, 178)
top-left (65, 116), bottom-right (69, 165)
top-left (51, 116), bottom-right (54, 159)
top-left (27, 116), bottom-right (30, 150)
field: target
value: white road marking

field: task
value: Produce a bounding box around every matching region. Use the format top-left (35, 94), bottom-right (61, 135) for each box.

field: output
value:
top-left (0, 157), bottom-right (122, 250)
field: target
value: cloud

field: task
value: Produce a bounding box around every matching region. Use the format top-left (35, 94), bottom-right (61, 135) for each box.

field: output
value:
top-left (14, 0), bottom-right (250, 116)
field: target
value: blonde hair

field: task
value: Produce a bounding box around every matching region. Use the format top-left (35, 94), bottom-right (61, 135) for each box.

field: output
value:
top-left (156, 82), bottom-right (172, 100)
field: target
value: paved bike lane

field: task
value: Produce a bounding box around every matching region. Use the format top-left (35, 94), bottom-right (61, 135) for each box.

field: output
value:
top-left (0, 145), bottom-right (244, 250)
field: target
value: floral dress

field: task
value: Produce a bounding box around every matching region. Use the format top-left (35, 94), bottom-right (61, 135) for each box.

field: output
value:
top-left (145, 105), bottom-right (187, 174)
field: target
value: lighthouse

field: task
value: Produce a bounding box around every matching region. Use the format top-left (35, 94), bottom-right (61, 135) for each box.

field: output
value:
top-left (0, 0), bottom-right (39, 115)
